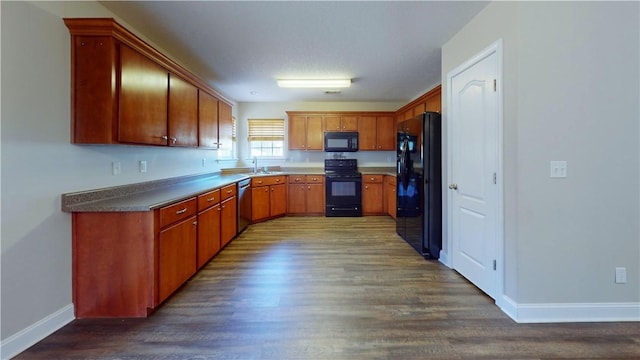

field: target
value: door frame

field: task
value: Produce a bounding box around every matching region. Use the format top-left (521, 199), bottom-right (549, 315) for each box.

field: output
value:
top-left (445, 39), bottom-right (505, 303)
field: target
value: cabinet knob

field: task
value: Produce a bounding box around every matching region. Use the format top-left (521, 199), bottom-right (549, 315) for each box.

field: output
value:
top-left (193, 221), bottom-right (198, 226)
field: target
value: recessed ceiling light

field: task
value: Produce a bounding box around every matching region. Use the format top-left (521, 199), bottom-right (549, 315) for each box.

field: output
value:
top-left (277, 79), bottom-right (351, 88)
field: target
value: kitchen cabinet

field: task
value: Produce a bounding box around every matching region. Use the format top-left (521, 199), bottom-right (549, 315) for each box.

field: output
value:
top-left (385, 176), bottom-right (397, 219)
top-left (158, 200), bottom-right (197, 302)
top-left (288, 115), bottom-right (323, 150)
top-left (252, 176), bottom-right (287, 222)
top-left (198, 90), bottom-right (219, 149)
top-left (197, 189), bottom-right (221, 268)
top-left (324, 115), bottom-right (358, 132)
top-left (362, 175), bottom-right (385, 215)
top-left (118, 44), bottom-right (169, 145)
top-left (168, 73), bottom-right (198, 147)
top-left (220, 184), bottom-right (238, 247)
top-left (71, 180), bottom-right (241, 318)
top-left (64, 18), bottom-right (232, 149)
top-left (396, 85), bottom-right (441, 127)
top-left (358, 116), bottom-right (395, 151)
top-left (218, 101), bottom-right (233, 152)
top-left (287, 175), bottom-right (325, 215)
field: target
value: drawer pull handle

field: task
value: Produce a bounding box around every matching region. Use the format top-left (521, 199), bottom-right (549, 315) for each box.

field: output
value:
top-left (207, 197), bottom-right (216, 202)
top-left (227, 190), bottom-right (233, 194)
top-left (276, 179), bottom-right (280, 182)
top-left (176, 208), bottom-right (187, 215)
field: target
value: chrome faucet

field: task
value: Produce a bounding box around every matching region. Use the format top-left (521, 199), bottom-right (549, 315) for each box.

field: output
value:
top-left (253, 156), bottom-right (258, 174)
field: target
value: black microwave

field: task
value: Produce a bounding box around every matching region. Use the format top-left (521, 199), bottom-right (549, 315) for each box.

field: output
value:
top-left (324, 131), bottom-right (358, 152)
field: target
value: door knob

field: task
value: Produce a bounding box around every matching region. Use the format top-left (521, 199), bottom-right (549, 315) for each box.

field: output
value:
top-left (448, 183), bottom-right (458, 190)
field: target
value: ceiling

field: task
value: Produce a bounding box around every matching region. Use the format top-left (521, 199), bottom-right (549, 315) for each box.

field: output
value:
top-left (99, 1), bottom-right (489, 104)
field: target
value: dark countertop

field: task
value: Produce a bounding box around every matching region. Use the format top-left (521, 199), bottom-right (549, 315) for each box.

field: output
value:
top-left (62, 167), bottom-right (396, 213)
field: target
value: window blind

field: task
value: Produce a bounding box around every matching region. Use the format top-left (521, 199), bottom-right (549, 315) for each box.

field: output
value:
top-left (248, 119), bottom-right (285, 141)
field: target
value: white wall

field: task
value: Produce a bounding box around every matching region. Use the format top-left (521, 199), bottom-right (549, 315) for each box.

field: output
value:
top-left (442, 1), bottom-right (639, 312)
top-left (237, 101), bottom-right (405, 169)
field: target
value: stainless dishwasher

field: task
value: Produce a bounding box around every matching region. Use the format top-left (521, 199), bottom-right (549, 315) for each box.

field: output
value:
top-left (237, 178), bottom-right (251, 234)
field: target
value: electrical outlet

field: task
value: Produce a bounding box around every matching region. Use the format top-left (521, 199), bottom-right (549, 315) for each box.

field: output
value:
top-left (112, 161), bottom-right (121, 175)
top-left (550, 161), bottom-right (567, 178)
top-left (202, 158), bottom-right (207, 167)
top-left (615, 267), bottom-right (627, 284)
top-left (139, 160), bottom-right (147, 173)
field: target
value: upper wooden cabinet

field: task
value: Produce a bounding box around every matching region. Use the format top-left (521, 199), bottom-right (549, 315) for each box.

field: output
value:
top-left (287, 111), bottom-right (395, 152)
top-left (168, 74), bottom-right (198, 147)
top-left (288, 115), bottom-right (323, 150)
top-left (198, 91), bottom-right (219, 149)
top-left (64, 18), bottom-right (232, 148)
top-left (396, 85), bottom-right (441, 123)
top-left (218, 101), bottom-right (233, 151)
top-left (324, 115), bottom-right (358, 132)
top-left (358, 115), bottom-right (395, 151)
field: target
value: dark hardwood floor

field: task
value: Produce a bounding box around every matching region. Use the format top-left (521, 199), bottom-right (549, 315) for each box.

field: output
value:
top-left (16, 217), bottom-right (639, 359)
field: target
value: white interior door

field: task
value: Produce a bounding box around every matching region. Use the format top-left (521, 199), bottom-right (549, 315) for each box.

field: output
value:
top-left (448, 41), bottom-right (502, 299)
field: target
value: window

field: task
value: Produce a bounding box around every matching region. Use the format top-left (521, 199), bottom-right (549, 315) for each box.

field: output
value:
top-left (248, 118), bottom-right (285, 157)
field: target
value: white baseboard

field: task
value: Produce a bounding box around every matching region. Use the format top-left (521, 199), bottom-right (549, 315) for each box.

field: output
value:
top-left (499, 296), bottom-right (640, 323)
top-left (438, 250), bottom-right (451, 268)
top-left (0, 304), bottom-right (74, 360)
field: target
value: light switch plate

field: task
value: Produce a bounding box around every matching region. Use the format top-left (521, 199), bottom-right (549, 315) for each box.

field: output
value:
top-left (550, 161), bottom-right (567, 178)
top-left (139, 160), bottom-right (147, 173)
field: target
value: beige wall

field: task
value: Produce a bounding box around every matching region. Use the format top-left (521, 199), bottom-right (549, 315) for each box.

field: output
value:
top-left (442, 1), bottom-right (639, 309)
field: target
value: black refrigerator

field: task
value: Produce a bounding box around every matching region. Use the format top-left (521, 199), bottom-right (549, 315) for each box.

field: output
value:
top-left (396, 112), bottom-right (442, 258)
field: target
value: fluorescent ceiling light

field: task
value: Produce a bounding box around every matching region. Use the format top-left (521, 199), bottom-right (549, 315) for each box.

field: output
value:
top-left (277, 79), bottom-right (351, 88)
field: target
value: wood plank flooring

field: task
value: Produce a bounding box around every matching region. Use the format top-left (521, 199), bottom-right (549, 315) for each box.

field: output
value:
top-left (16, 216), bottom-right (639, 359)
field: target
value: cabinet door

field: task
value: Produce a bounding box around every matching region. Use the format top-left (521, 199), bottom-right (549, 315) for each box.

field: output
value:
top-left (71, 36), bottom-right (118, 144)
top-left (358, 116), bottom-right (377, 150)
top-left (413, 102), bottom-right (426, 117)
top-left (323, 116), bottom-right (341, 131)
top-left (220, 196), bottom-right (237, 247)
top-left (306, 116), bottom-right (324, 150)
top-left (270, 184), bottom-right (287, 217)
top-left (363, 182), bottom-right (384, 215)
top-left (376, 116), bottom-right (395, 150)
top-left (341, 116), bottom-right (358, 131)
top-left (288, 184), bottom-right (306, 214)
top-left (385, 181), bottom-right (397, 219)
top-left (198, 91), bottom-right (219, 149)
top-left (159, 216), bottom-right (197, 302)
top-left (252, 186), bottom-right (271, 221)
top-left (168, 74), bottom-right (198, 147)
top-left (119, 45), bottom-right (168, 145)
top-left (425, 91), bottom-right (441, 113)
top-left (288, 115), bottom-right (307, 150)
top-left (197, 204), bottom-right (221, 269)
top-left (218, 101), bottom-right (233, 151)
top-left (306, 183), bottom-right (325, 214)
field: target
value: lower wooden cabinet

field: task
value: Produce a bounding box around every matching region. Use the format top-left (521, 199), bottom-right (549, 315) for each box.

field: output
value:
top-left (72, 183), bottom-right (240, 318)
top-left (220, 183), bottom-right (237, 247)
top-left (287, 175), bottom-right (325, 215)
top-left (385, 175), bottom-right (397, 219)
top-left (363, 175), bottom-right (385, 215)
top-left (159, 215), bottom-right (197, 302)
top-left (251, 176), bottom-right (286, 222)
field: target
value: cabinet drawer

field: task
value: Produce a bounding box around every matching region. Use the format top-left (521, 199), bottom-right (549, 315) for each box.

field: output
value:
top-left (363, 174), bottom-right (384, 183)
top-left (159, 197), bottom-right (197, 228)
top-left (288, 175), bottom-right (305, 184)
top-left (197, 188), bottom-right (221, 211)
top-left (221, 184), bottom-right (236, 201)
top-left (305, 175), bottom-right (324, 184)
top-left (385, 176), bottom-right (396, 185)
top-left (252, 175), bottom-right (285, 187)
